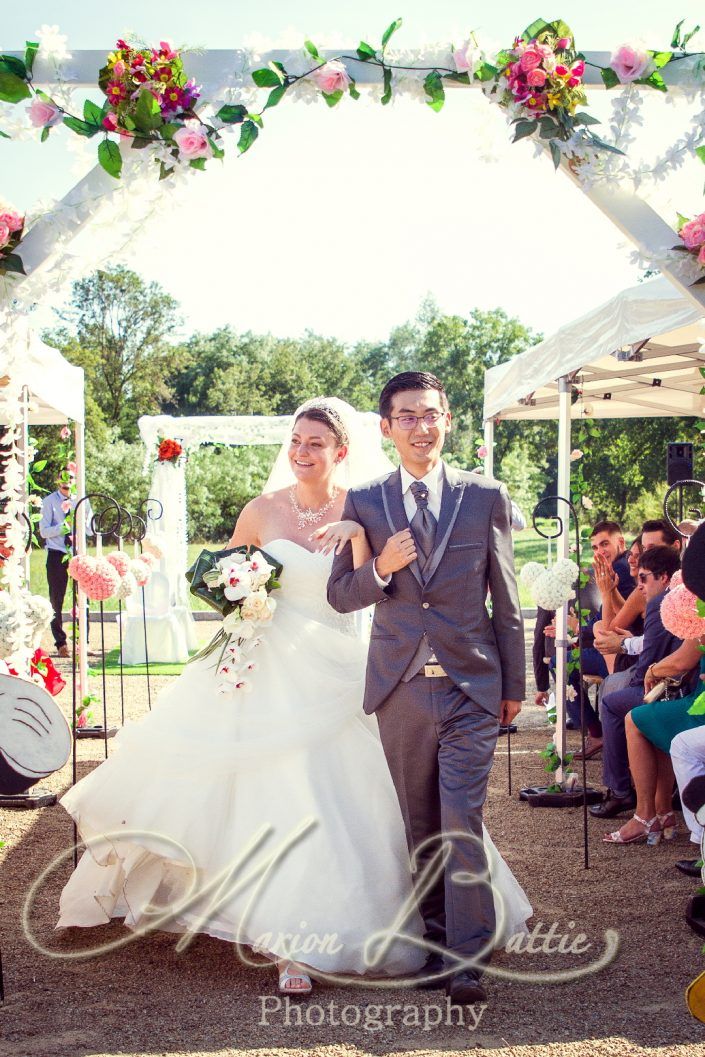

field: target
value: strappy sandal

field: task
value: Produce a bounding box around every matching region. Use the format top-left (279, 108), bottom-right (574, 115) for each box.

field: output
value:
top-left (658, 810), bottom-right (679, 841)
top-left (278, 961), bottom-right (313, 996)
top-left (603, 813), bottom-right (661, 845)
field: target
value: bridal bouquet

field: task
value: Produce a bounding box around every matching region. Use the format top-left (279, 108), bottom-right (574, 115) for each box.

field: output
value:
top-left (186, 546), bottom-right (282, 695)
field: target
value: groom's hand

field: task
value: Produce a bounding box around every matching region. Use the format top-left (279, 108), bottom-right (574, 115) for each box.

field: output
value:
top-left (375, 529), bottom-right (417, 579)
top-left (500, 699), bottom-right (522, 726)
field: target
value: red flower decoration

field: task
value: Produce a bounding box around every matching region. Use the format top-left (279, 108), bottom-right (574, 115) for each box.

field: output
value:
top-left (157, 438), bottom-right (184, 463)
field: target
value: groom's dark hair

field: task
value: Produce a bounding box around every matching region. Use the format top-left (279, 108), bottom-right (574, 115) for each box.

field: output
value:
top-left (379, 372), bottom-right (448, 421)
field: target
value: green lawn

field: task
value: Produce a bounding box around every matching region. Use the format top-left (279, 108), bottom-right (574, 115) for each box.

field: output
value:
top-left (31, 527), bottom-right (585, 612)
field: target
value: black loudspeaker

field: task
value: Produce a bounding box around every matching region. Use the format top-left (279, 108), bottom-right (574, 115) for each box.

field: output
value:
top-left (667, 442), bottom-right (694, 485)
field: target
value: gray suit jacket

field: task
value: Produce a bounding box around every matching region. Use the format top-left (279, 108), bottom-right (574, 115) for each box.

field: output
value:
top-left (327, 463), bottom-right (525, 715)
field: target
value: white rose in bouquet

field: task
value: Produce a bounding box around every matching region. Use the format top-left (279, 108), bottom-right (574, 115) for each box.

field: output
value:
top-left (241, 587), bottom-right (274, 623)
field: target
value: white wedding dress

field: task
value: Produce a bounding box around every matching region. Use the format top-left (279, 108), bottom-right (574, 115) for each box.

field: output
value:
top-left (58, 539), bottom-right (532, 975)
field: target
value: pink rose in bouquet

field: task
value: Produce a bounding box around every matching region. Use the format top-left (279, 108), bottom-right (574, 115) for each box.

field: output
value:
top-left (610, 44), bottom-right (653, 84)
top-left (311, 60), bottom-right (351, 95)
top-left (0, 223), bottom-right (10, 250)
top-left (173, 119), bottom-right (212, 160)
top-left (27, 97), bottom-right (63, 128)
top-left (681, 214), bottom-right (705, 251)
top-left (0, 210), bottom-right (23, 233)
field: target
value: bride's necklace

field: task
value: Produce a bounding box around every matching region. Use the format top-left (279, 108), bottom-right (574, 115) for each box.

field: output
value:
top-left (288, 485), bottom-right (339, 530)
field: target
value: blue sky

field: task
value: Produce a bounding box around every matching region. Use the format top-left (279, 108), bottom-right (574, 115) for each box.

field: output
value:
top-left (3, 1), bottom-right (705, 342)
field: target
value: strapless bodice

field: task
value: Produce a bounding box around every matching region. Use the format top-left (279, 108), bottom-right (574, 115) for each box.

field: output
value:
top-left (263, 538), bottom-right (358, 635)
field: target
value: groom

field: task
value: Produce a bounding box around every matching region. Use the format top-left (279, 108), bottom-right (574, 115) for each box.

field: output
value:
top-left (328, 371), bottom-right (524, 1005)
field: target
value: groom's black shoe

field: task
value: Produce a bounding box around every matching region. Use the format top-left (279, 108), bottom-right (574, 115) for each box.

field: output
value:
top-left (411, 954), bottom-right (446, 990)
top-left (446, 971), bottom-right (487, 1005)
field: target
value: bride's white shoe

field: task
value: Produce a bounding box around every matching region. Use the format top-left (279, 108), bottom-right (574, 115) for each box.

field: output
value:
top-left (278, 961), bottom-right (313, 995)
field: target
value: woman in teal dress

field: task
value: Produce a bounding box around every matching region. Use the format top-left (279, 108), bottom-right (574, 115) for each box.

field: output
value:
top-left (604, 638), bottom-right (704, 845)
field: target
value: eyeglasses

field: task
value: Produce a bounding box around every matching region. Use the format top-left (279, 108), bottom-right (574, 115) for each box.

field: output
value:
top-left (637, 571), bottom-right (654, 583)
top-left (390, 411), bottom-right (444, 430)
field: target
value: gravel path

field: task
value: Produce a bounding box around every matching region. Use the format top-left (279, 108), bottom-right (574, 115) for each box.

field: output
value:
top-left (1, 620), bottom-right (704, 1057)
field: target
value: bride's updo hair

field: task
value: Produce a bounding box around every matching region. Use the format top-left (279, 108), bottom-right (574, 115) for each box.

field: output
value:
top-left (294, 403), bottom-right (349, 447)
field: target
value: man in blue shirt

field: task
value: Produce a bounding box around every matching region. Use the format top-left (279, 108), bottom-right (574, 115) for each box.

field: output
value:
top-left (39, 477), bottom-right (92, 657)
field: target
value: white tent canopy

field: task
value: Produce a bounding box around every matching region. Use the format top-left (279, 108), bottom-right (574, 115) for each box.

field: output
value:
top-left (482, 274), bottom-right (705, 790)
top-left (483, 277), bottom-right (705, 423)
top-left (1, 327), bottom-right (84, 425)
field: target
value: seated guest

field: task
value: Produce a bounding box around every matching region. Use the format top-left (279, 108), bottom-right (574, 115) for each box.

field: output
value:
top-left (593, 536), bottom-right (644, 674)
top-left (592, 546), bottom-right (682, 822)
top-left (564, 520), bottom-right (635, 758)
top-left (604, 636), bottom-right (703, 844)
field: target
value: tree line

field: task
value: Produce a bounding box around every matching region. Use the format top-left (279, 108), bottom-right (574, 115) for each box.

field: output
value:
top-left (31, 265), bottom-right (698, 540)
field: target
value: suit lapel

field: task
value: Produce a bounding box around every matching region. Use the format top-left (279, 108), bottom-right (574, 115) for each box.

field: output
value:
top-left (424, 464), bottom-right (466, 585)
top-left (382, 467), bottom-right (423, 588)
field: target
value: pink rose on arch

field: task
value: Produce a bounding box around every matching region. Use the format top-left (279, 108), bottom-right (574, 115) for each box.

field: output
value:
top-left (60, 425), bottom-right (71, 440)
top-left (311, 60), bottom-right (352, 95)
top-left (610, 44), bottom-right (653, 84)
top-left (519, 48), bottom-right (543, 73)
top-left (680, 215), bottom-right (705, 250)
top-left (0, 222), bottom-right (10, 249)
top-left (66, 461), bottom-right (77, 475)
top-left (526, 68), bottom-right (547, 88)
top-left (476, 444), bottom-right (489, 459)
top-left (27, 96), bottom-right (63, 128)
top-left (173, 119), bottom-right (212, 161)
top-left (0, 210), bottom-right (23, 233)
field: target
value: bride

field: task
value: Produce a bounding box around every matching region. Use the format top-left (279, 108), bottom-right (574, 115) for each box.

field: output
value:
top-left (57, 398), bottom-right (532, 995)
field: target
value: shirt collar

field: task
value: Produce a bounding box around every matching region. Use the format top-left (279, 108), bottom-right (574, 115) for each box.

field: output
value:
top-left (400, 460), bottom-right (444, 498)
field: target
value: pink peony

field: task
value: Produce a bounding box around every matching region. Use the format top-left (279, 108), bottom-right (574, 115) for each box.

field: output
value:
top-left (681, 215), bottom-right (705, 250)
top-left (519, 48), bottom-right (543, 73)
top-left (27, 96), bottom-right (62, 128)
top-left (0, 222), bottom-right (10, 249)
top-left (526, 68), bottom-right (547, 87)
top-left (311, 60), bottom-right (352, 95)
top-left (610, 44), bottom-right (653, 84)
top-left (660, 584), bottom-right (705, 639)
top-left (699, 244), bottom-right (705, 267)
top-left (0, 210), bottom-right (23, 233)
top-left (106, 550), bottom-right (131, 577)
top-left (173, 119), bottom-right (212, 160)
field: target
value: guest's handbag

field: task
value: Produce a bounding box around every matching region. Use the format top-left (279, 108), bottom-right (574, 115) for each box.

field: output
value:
top-left (643, 675), bottom-right (687, 704)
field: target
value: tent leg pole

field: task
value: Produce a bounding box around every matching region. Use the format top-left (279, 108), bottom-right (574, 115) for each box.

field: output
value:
top-left (483, 418), bottom-right (495, 478)
top-left (554, 376), bottom-right (572, 791)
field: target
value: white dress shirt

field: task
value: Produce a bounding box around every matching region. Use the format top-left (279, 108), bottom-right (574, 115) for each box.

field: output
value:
top-left (373, 461), bottom-right (445, 587)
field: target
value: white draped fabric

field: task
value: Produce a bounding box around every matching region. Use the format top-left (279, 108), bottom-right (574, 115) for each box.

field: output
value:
top-left (135, 414), bottom-right (291, 663)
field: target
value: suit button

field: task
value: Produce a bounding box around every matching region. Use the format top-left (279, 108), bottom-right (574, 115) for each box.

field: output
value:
top-left (422, 602), bottom-right (430, 609)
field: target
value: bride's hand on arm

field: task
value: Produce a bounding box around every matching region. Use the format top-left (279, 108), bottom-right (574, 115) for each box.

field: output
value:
top-left (311, 520), bottom-right (371, 563)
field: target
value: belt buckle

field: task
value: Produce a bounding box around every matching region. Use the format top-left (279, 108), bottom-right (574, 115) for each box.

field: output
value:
top-left (424, 663), bottom-right (446, 678)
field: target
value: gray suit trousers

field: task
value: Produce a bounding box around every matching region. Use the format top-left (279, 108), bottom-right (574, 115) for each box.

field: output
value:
top-left (376, 674), bottom-right (499, 969)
